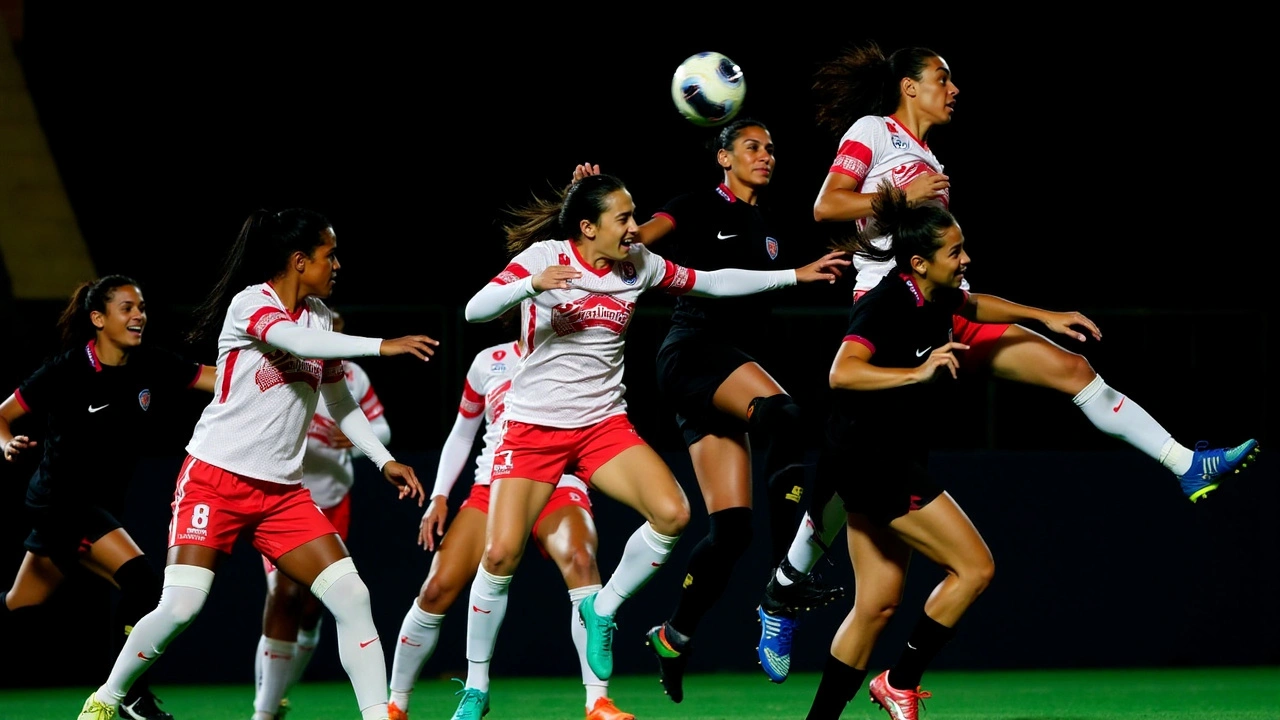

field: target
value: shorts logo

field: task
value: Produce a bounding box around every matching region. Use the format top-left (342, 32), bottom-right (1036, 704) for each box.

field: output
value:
top-left (138, 389), bottom-right (151, 411)
top-left (619, 261), bottom-right (638, 285)
top-left (492, 449), bottom-right (514, 475)
top-left (765, 237), bottom-right (778, 260)
top-left (569, 491), bottom-right (582, 502)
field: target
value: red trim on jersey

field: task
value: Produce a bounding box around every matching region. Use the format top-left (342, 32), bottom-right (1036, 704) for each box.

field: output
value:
top-left (570, 240), bottom-right (613, 278)
top-left (321, 359), bottom-right (345, 384)
top-left (513, 341), bottom-right (522, 358)
top-left (887, 114), bottom-right (929, 150)
top-left (459, 380), bottom-right (484, 418)
top-left (84, 341), bottom-right (103, 372)
top-left (830, 139), bottom-right (872, 182)
top-left (246, 306), bottom-right (293, 340)
top-left (358, 386), bottom-right (383, 419)
top-left (845, 334), bottom-right (875, 353)
top-left (219, 348), bottom-right (240, 403)
top-left (184, 364), bottom-right (202, 389)
top-left (262, 282), bottom-right (306, 320)
top-left (652, 210), bottom-right (675, 229)
top-left (493, 262), bottom-right (530, 286)
top-left (13, 388), bottom-right (30, 413)
top-left (899, 273), bottom-right (925, 307)
top-left (716, 183), bottom-right (739, 202)
top-left (656, 260), bottom-right (696, 295)
top-left (525, 305), bottom-right (537, 353)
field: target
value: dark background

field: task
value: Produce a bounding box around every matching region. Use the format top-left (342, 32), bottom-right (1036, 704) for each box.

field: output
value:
top-left (0, 4), bottom-right (1275, 692)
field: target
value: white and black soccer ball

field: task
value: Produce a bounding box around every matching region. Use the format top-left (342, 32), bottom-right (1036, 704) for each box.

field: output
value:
top-left (670, 51), bottom-right (746, 128)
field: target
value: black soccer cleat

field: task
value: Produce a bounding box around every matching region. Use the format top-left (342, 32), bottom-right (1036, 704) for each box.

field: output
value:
top-left (761, 557), bottom-right (846, 615)
top-left (646, 623), bottom-right (692, 704)
top-left (119, 688), bottom-right (174, 720)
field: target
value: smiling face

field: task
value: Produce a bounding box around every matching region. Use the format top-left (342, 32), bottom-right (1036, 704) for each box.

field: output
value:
top-left (297, 227), bottom-right (341, 299)
top-left (914, 222), bottom-right (969, 293)
top-left (578, 188), bottom-right (640, 265)
top-left (91, 284), bottom-right (146, 351)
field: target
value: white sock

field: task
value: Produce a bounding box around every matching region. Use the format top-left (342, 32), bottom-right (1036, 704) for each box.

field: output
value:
top-left (569, 584), bottom-right (607, 709)
top-left (465, 567), bottom-right (512, 693)
top-left (254, 637), bottom-right (296, 714)
top-left (311, 559), bottom-right (387, 718)
top-left (1073, 375), bottom-right (1192, 474)
top-left (782, 498), bottom-right (843, 581)
top-left (593, 523), bottom-right (679, 618)
top-left (389, 600), bottom-right (445, 710)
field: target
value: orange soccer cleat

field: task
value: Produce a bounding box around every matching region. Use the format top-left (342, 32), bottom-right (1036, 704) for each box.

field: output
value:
top-left (868, 669), bottom-right (933, 720)
top-left (586, 696), bottom-right (635, 720)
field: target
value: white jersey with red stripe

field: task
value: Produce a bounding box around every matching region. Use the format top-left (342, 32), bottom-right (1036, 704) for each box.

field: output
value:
top-left (186, 283), bottom-right (344, 484)
top-left (492, 239), bottom-right (697, 429)
top-left (829, 114), bottom-right (958, 293)
top-left (303, 360), bottom-right (387, 508)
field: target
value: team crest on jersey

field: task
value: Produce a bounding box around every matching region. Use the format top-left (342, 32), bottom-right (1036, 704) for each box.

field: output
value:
top-left (138, 389), bottom-right (151, 411)
top-left (891, 134), bottom-right (909, 150)
top-left (765, 237), bottom-right (778, 260)
top-left (619, 261), bottom-right (638, 285)
top-left (490, 362), bottom-right (507, 373)
top-left (551, 293), bottom-right (635, 336)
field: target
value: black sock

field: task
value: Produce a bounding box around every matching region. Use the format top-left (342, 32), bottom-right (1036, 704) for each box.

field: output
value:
top-left (890, 612), bottom-right (956, 690)
top-left (668, 507), bottom-right (753, 636)
top-left (806, 653), bottom-right (868, 720)
top-left (748, 394), bottom-right (809, 567)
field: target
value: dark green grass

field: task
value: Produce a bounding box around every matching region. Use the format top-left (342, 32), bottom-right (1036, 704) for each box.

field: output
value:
top-left (7, 667), bottom-right (1279, 719)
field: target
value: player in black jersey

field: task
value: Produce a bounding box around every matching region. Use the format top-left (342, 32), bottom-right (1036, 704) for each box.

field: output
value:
top-left (804, 182), bottom-right (1099, 720)
top-left (575, 118), bottom-right (849, 701)
top-left (0, 275), bottom-right (216, 720)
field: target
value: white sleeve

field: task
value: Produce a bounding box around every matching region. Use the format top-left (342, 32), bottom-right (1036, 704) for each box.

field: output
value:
top-left (263, 324), bottom-right (383, 359)
top-left (345, 364), bottom-right (391, 456)
top-left (321, 381), bottom-right (394, 470)
top-left (430, 411), bottom-right (484, 500)
top-left (465, 276), bottom-right (536, 322)
top-left (688, 267), bottom-right (796, 297)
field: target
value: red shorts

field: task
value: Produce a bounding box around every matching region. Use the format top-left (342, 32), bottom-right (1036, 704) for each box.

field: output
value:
top-left (460, 482), bottom-right (594, 558)
top-left (491, 414), bottom-right (647, 485)
top-left (261, 493), bottom-right (351, 574)
top-left (170, 455), bottom-right (337, 563)
top-left (852, 289), bottom-right (1010, 374)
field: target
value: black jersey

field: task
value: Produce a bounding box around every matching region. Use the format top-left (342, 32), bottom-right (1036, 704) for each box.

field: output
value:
top-left (655, 184), bottom-right (786, 341)
top-left (828, 273), bottom-right (966, 446)
top-left (15, 341), bottom-right (202, 510)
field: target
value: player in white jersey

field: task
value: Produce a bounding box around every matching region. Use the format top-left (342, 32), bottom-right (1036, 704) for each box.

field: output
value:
top-left (386, 322), bottom-right (634, 720)
top-left (755, 41), bottom-right (1262, 707)
top-left (252, 311), bottom-right (392, 720)
top-left (78, 208), bottom-right (440, 720)
top-left (446, 173), bottom-right (848, 720)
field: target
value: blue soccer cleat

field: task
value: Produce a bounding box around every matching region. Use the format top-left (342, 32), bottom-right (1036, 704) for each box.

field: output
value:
top-left (1181, 439), bottom-right (1260, 503)
top-left (449, 679), bottom-right (490, 720)
top-left (756, 604), bottom-right (795, 683)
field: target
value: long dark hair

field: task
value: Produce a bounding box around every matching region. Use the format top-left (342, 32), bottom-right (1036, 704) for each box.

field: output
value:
top-left (187, 208), bottom-right (332, 343)
top-left (813, 42), bottom-right (942, 137)
top-left (502, 173), bottom-right (629, 256)
top-left (833, 180), bottom-right (954, 271)
top-left (57, 275), bottom-right (140, 350)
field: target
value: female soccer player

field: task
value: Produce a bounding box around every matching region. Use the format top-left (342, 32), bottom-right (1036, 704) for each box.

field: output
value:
top-left (573, 117), bottom-right (848, 701)
top-left (449, 172), bottom-right (848, 720)
top-left (805, 182), bottom-right (1102, 720)
top-left (76, 208), bottom-right (438, 720)
top-left (251, 310), bottom-right (393, 720)
top-left (759, 41), bottom-right (1261, 682)
top-left (386, 317), bottom-right (633, 720)
top-left (0, 275), bottom-right (216, 720)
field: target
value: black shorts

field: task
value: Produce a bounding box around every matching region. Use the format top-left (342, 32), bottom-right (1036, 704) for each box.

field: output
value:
top-left (23, 502), bottom-right (124, 571)
top-left (812, 435), bottom-right (943, 527)
top-left (655, 327), bottom-right (756, 447)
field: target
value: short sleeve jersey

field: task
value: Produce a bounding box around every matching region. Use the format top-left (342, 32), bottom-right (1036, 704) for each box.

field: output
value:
top-left (15, 341), bottom-right (201, 509)
top-left (828, 115), bottom-right (955, 293)
top-left (301, 360), bottom-right (382, 508)
top-left (654, 184), bottom-right (785, 341)
top-left (829, 273), bottom-right (965, 444)
top-left (486, 239), bottom-right (698, 429)
top-left (186, 283), bottom-right (345, 483)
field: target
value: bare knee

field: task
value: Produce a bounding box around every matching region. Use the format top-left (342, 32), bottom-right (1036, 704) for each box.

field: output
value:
top-left (482, 541), bottom-right (522, 576)
top-left (556, 545), bottom-right (597, 588)
top-left (419, 572), bottom-right (462, 612)
top-left (650, 496), bottom-right (691, 538)
top-left (856, 598), bottom-right (900, 633)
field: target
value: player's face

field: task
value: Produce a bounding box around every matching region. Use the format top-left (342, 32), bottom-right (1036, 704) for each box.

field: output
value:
top-left (93, 284), bottom-right (146, 350)
top-left (911, 56), bottom-right (958, 126)
top-left (586, 189), bottom-right (640, 263)
top-left (298, 228), bottom-right (341, 299)
top-left (725, 126), bottom-right (775, 189)
top-left (921, 223), bottom-right (969, 290)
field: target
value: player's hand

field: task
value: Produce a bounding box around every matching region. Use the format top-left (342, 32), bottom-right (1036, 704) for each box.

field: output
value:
top-left (532, 265), bottom-right (582, 292)
top-left (905, 171), bottom-right (950, 204)
top-left (419, 495), bottom-right (449, 551)
top-left (913, 342), bottom-right (969, 382)
top-left (382, 461), bottom-right (425, 506)
top-left (379, 335), bottom-right (440, 362)
top-left (2, 435), bottom-right (36, 462)
top-left (1040, 311), bottom-right (1101, 343)
top-left (796, 250), bottom-right (852, 284)
top-left (571, 163), bottom-right (600, 184)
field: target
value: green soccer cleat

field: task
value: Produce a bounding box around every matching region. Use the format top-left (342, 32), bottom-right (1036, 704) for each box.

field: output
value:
top-left (578, 592), bottom-right (617, 680)
top-left (449, 678), bottom-right (490, 720)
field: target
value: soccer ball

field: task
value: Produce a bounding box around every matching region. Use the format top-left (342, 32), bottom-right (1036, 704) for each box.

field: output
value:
top-left (670, 51), bottom-right (746, 128)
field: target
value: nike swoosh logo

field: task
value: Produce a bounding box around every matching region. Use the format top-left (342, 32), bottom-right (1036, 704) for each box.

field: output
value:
top-left (915, 347), bottom-right (932, 357)
top-left (1112, 397), bottom-right (1125, 412)
top-left (472, 605), bottom-right (492, 614)
top-left (716, 231), bottom-right (738, 240)
top-left (400, 636), bottom-right (421, 647)
top-left (89, 404), bottom-right (110, 413)
top-left (358, 637), bottom-right (379, 648)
